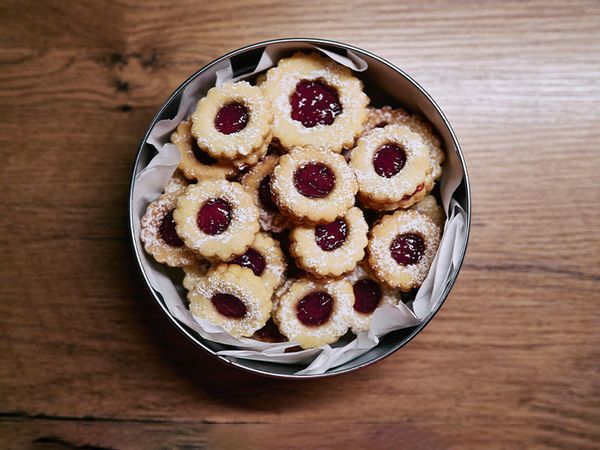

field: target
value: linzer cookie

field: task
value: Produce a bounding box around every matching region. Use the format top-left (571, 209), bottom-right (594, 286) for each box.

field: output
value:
top-left (189, 264), bottom-right (272, 338)
top-left (241, 155), bottom-right (290, 233)
top-left (225, 232), bottom-right (287, 293)
top-left (271, 146), bottom-right (357, 224)
top-left (261, 52), bottom-right (369, 153)
top-left (171, 119), bottom-right (236, 181)
top-left (191, 81), bottom-right (273, 163)
top-left (164, 170), bottom-right (190, 194)
top-left (273, 277), bottom-right (353, 349)
top-left (140, 191), bottom-right (199, 267)
top-left (368, 210), bottom-right (441, 291)
top-left (410, 195), bottom-right (445, 229)
top-left (350, 124), bottom-right (433, 210)
top-left (365, 106), bottom-right (445, 181)
top-left (173, 180), bottom-right (259, 260)
top-left (345, 264), bottom-right (398, 333)
top-left (290, 207), bottom-right (368, 278)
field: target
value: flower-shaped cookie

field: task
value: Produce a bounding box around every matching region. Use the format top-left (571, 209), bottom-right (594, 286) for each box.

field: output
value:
top-left (410, 195), bottom-right (445, 229)
top-left (290, 207), bottom-right (368, 278)
top-left (271, 146), bottom-right (357, 224)
top-left (350, 124), bottom-right (433, 210)
top-left (140, 192), bottom-right (199, 267)
top-left (273, 277), bottom-right (353, 349)
top-left (261, 52), bottom-right (369, 153)
top-left (189, 264), bottom-right (272, 337)
top-left (173, 180), bottom-right (259, 260)
top-left (191, 81), bottom-right (273, 162)
top-left (368, 210), bottom-right (441, 291)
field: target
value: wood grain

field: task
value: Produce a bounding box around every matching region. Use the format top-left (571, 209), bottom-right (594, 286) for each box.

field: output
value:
top-left (1, 0), bottom-right (599, 448)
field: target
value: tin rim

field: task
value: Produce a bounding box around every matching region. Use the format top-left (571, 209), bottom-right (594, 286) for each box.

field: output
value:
top-left (128, 38), bottom-right (471, 379)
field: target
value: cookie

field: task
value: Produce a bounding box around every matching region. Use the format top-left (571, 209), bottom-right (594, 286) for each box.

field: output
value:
top-left (367, 210), bottom-right (441, 291)
top-left (273, 277), bottom-right (353, 349)
top-left (191, 81), bottom-right (273, 162)
top-left (290, 207), bottom-right (368, 278)
top-left (226, 232), bottom-right (287, 292)
top-left (365, 106), bottom-right (445, 181)
top-left (140, 191), bottom-right (199, 267)
top-left (164, 169), bottom-right (190, 194)
top-left (350, 124), bottom-right (433, 210)
top-left (170, 118), bottom-right (236, 181)
top-left (261, 52), bottom-right (369, 153)
top-left (241, 154), bottom-right (290, 233)
top-left (410, 194), bottom-right (445, 229)
top-left (173, 180), bottom-right (259, 260)
top-left (271, 146), bottom-right (357, 225)
top-left (344, 264), bottom-right (398, 333)
top-left (189, 264), bottom-right (272, 338)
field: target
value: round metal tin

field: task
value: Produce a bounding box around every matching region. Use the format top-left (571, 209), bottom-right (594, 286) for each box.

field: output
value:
top-left (128, 38), bottom-right (471, 379)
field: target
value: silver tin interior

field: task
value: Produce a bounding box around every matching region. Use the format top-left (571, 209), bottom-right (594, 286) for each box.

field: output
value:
top-left (128, 38), bottom-right (471, 379)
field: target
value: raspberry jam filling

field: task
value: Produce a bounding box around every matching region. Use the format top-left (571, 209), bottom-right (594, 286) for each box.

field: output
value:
top-left (290, 79), bottom-right (342, 128)
top-left (197, 198), bottom-right (232, 235)
top-left (373, 143), bottom-right (406, 178)
top-left (293, 163), bottom-right (335, 198)
top-left (159, 210), bottom-right (184, 247)
top-left (231, 248), bottom-right (267, 276)
top-left (315, 219), bottom-right (348, 251)
top-left (390, 233), bottom-right (426, 265)
top-left (258, 175), bottom-right (278, 212)
top-left (401, 183), bottom-right (425, 201)
top-left (214, 102), bottom-right (249, 135)
top-left (211, 293), bottom-right (247, 318)
top-left (191, 139), bottom-right (218, 165)
top-left (296, 291), bottom-right (334, 326)
top-left (352, 279), bottom-right (382, 314)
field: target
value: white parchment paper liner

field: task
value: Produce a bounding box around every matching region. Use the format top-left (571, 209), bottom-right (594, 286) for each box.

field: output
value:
top-left (132, 44), bottom-right (467, 375)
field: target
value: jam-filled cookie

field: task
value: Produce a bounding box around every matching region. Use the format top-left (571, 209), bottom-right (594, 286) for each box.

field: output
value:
top-left (241, 155), bottom-right (290, 233)
top-left (344, 264), bottom-right (398, 333)
top-left (410, 194), bottom-right (445, 229)
top-left (191, 81), bottom-right (273, 162)
top-left (140, 192), bottom-right (199, 267)
top-left (173, 180), bottom-right (259, 260)
top-left (350, 124), bottom-right (433, 210)
top-left (164, 170), bottom-right (190, 194)
top-left (365, 107), bottom-right (445, 181)
top-left (290, 207), bottom-right (368, 278)
top-left (226, 232), bottom-right (287, 292)
top-left (368, 210), bottom-right (441, 291)
top-left (189, 264), bottom-right (272, 337)
top-left (182, 260), bottom-right (211, 292)
top-left (171, 119), bottom-right (236, 181)
top-left (271, 146), bottom-right (358, 224)
top-left (273, 277), bottom-right (353, 349)
top-left (261, 52), bottom-right (369, 153)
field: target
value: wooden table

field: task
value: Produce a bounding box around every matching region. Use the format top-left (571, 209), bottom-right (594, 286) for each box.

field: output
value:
top-left (1, 1), bottom-right (599, 448)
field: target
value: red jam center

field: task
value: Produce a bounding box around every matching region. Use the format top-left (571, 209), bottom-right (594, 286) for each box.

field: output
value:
top-left (293, 163), bottom-right (335, 198)
top-left (191, 139), bottom-right (217, 165)
top-left (158, 210), bottom-right (184, 247)
top-left (314, 219), bottom-right (348, 251)
top-left (214, 102), bottom-right (249, 135)
top-left (230, 248), bottom-right (266, 276)
top-left (197, 199), bottom-right (232, 235)
top-left (373, 143), bottom-right (406, 178)
top-left (211, 293), bottom-right (247, 318)
top-left (296, 291), bottom-right (334, 326)
top-left (390, 233), bottom-right (426, 265)
top-left (258, 175), bottom-right (278, 212)
top-left (353, 279), bottom-right (382, 314)
top-left (290, 79), bottom-right (342, 128)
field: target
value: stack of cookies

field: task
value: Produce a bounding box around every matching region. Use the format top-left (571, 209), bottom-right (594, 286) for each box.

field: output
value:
top-left (141, 52), bottom-right (446, 349)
